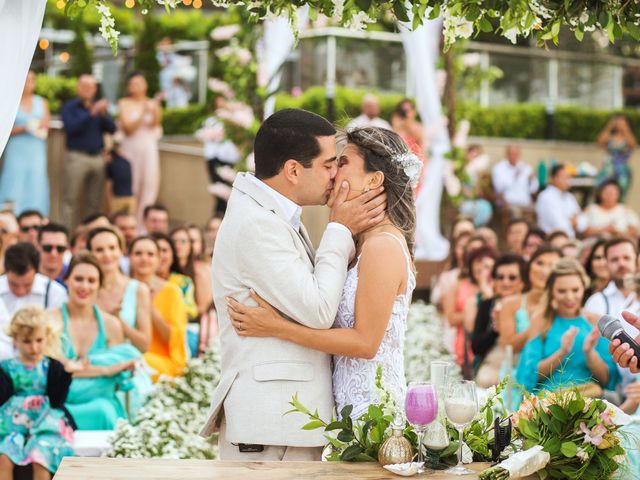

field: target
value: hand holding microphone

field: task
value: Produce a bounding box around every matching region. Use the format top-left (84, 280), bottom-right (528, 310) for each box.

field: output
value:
top-left (600, 312), bottom-right (640, 373)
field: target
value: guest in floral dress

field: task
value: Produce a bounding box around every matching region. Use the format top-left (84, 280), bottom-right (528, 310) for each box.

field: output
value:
top-left (0, 306), bottom-right (75, 479)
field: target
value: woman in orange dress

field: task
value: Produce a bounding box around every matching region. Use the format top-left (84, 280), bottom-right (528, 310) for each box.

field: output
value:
top-left (129, 236), bottom-right (187, 380)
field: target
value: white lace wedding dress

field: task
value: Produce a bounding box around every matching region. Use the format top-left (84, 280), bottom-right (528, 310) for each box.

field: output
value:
top-left (332, 233), bottom-right (416, 418)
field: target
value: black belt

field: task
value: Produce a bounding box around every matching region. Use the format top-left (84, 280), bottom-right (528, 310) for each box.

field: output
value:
top-left (71, 149), bottom-right (101, 156)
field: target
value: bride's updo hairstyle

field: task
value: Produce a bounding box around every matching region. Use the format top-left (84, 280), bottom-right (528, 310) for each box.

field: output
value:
top-left (344, 127), bottom-right (419, 261)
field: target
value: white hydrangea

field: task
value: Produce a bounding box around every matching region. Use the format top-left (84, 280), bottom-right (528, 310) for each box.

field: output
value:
top-left (404, 302), bottom-right (460, 383)
top-left (109, 345), bottom-right (222, 459)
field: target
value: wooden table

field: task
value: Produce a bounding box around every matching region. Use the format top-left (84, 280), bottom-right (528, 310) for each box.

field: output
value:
top-left (54, 458), bottom-right (498, 479)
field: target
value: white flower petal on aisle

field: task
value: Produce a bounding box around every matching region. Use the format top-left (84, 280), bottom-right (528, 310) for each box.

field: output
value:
top-left (0, 0), bottom-right (47, 157)
top-left (399, 18), bottom-right (451, 261)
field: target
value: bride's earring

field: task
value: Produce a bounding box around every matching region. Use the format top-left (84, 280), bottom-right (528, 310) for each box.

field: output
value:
top-left (362, 186), bottom-right (370, 193)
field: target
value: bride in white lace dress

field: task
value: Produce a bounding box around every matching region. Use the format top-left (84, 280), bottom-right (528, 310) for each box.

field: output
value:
top-left (227, 127), bottom-right (420, 418)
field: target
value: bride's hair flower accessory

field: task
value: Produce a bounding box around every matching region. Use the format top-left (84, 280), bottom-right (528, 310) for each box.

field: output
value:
top-left (392, 151), bottom-right (423, 188)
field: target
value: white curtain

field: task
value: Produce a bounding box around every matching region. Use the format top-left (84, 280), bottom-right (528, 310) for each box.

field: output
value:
top-left (399, 18), bottom-right (450, 261)
top-left (0, 0), bottom-right (47, 156)
top-left (259, 7), bottom-right (308, 120)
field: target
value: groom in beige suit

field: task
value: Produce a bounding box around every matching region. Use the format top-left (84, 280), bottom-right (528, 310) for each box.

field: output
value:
top-left (200, 109), bottom-right (386, 460)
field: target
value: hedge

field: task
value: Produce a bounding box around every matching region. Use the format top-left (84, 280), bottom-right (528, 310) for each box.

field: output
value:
top-left (275, 87), bottom-right (640, 143)
top-left (38, 74), bottom-right (640, 142)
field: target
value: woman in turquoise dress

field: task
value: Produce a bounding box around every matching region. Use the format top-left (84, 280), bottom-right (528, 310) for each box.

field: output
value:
top-left (0, 70), bottom-right (50, 215)
top-left (515, 258), bottom-right (619, 398)
top-left (87, 226), bottom-right (153, 419)
top-left (52, 253), bottom-right (140, 430)
top-left (0, 306), bottom-right (74, 479)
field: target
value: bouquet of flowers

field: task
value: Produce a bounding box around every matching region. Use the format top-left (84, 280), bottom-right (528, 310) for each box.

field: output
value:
top-left (480, 388), bottom-right (631, 479)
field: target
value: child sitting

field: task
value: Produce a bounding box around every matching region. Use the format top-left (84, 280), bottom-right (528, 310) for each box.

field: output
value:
top-left (0, 306), bottom-right (75, 480)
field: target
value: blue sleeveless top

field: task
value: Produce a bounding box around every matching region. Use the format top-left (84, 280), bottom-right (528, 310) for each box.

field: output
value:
top-left (118, 280), bottom-right (139, 329)
top-left (61, 304), bottom-right (107, 358)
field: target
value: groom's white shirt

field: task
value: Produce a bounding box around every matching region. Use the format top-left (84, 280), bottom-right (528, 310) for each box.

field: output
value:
top-left (200, 172), bottom-right (355, 447)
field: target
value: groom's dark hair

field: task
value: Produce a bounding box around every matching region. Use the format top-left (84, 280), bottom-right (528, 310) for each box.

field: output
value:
top-left (254, 108), bottom-right (336, 179)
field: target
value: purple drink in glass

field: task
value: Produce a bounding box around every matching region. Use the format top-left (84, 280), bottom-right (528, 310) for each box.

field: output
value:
top-left (405, 384), bottom-right (438, 428)
top-left (405, 382), bottom-right (438, 475)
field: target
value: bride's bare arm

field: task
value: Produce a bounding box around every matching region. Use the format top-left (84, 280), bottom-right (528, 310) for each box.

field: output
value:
top-left (227, 235), bottom-right (406, 359)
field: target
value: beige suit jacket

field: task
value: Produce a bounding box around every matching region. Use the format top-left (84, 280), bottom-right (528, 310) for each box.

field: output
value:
top-left (200, 173), bottom-right (355, 447)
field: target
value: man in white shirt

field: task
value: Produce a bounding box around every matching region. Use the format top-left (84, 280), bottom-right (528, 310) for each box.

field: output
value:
top-left (535, 164), bottom-right (581, 237)
top-left (491, 145), bottom-right (538, 215)
top-left (584, 238), bottom-right (639, 388)
top-left (0, 242), bottom-right (68, 315)
top-left (346, 94), bottom-right (391, 131)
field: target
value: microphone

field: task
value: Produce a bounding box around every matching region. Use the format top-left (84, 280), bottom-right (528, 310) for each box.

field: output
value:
top-left (597, 314), bottom-right (640, 360)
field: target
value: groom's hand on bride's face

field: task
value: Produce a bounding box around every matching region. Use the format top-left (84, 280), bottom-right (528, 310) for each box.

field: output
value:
top-left (330, 181), bottom-right (386, 235)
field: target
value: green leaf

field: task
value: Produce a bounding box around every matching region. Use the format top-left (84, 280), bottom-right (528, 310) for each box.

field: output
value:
top-left (368, 405), bottom-right (383, 421)
top-left (341, 444), bottom-right (363, 461)
top-left (627, 22), bottom-right (640, 41)
top-left (355, 0), bottom-right (371, 12)
top-left (551, 21), bottom-right (561, 37)
top-left (485, 404), bottom-right (493, 426)
top-left (479, 17), bottom-right (493, 32)
top-left (549, 405), bottom-right (568, 422)
top-left (325, 421), bottom-right (344, 431)
top-left (560, 441), bottom-right (578, 458)
top-left (568, 399), bottom-right (585, 416)
top-left (466, 5), bottom-right (481, 21)
top-left (302, 420), bottom-right (325, 430)
top-left (539, 469), bottom-right (549, 480)
top-left (340, 405), bottom-right (353, 420)
top-left (337, 430), bottom-right (354, 443)
top-left (393, 1), bottom-right (410, 23)
top-left (544, 436), bottom-right (561, 454)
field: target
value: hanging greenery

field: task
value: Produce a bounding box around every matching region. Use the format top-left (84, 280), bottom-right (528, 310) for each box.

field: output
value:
top-left (60, 0), bottom-right (640, 54)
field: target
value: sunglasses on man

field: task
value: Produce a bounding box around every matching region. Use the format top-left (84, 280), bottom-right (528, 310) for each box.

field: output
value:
top-left (20, 225), bottom-right (40, 233)
top-left (41, 244), bottom-right (67, 254)
top-left (495, 274), bottom-right (519, 281)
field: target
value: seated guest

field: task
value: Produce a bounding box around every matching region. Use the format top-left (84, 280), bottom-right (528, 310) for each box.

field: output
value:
top-left (431, 231), bottom-right (472, 309)
top-left (88, 227), bottom-right (151, 353)
top-left (53, 253), bottom-right (140, 430)
top-left (515, 258), bottom-right (619, 396)
top-left (154, 233), bottom-right (198, 322)
top-left (536, 164), bottom-right (581, 237)
top-left (205, 214), bottom-right (223, 259)
top-left (0, 212), bottom-right (19, 274)
top-left (505, 218), bottom-right (529, 256)
top-left (560, 239), bottom-right (581, 259)
top-left (471, 254), bottom-right (525, 388)
top-left (491, 145), bottom-right (538, 217)
top-left (521, 227), bottom-right (546, 262)
top-left (17, 210), bottom-right (45, 245)
top-left (38, 223), bottom-right (69, 286)
top-left (171, 227), bottom-right (213, 353)
top-left (142, 204), bottom-right (169, 235)
top-left (129, 237), bottom-right (187, 379)
top-left (476, 227), bottom-right (498, 251)
top-left (111, 211), bottom-right (137, 253)
top-left (499, 246), bottom-right (561, 354)
top-left (0, 243), bottom-right (67, 315)
top-left (0, 307), bottom-right (75, 479)
top-left (346, 94), bottom-right (392, 131)
top-left (451, 217), bottom-right (475, 240)
top-left (443, 245), bottom-right (495, 378)
top-left (459, 145), bottom-right (493, 227)
top-left (579, 179), bottom-right (639, 239)
top-left (548, 229), bottom-right (570, 250)
top-left (88, 227), bottom-right (153, 417)
top-left (583, 238), bottom-right (609, 298)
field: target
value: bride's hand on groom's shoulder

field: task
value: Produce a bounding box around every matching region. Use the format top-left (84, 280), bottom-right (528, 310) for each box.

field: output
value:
top-left (227, 290), bottom-right (282, 338)
top-left (330, 181), bottom-right (387, 235)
